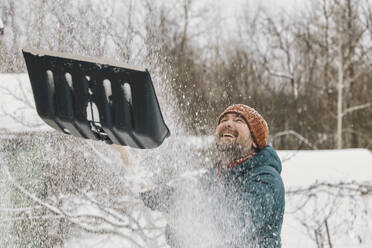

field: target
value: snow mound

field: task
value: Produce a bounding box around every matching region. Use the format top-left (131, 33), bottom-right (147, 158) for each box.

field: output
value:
top-left (279, 149), bottom-right (372, 187)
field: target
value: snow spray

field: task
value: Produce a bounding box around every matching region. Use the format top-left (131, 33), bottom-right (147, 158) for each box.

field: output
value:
top-left (128, 56), bottom-right (257, 248)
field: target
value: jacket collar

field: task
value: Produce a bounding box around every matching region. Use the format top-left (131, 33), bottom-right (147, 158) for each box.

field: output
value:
top-left (216, 151), bottom-right (256, 176)
top-left (214, 145), bottom-right (282, 176)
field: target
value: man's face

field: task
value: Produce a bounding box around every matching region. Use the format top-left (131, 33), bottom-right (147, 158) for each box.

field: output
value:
top-left (215, 112), bottom-right (256, 155)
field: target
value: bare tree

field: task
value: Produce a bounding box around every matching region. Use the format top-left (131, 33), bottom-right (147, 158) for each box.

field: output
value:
top-left (0, 1), bottom-right (171, 246)
top-left (286, 181), bottom-right (372, 247)
top-left (332, 0), bottom-right (372, 149)
top-left (294, 0), bottom-right (372, 149)
top-left (0, 75), bottom-right (44, 129)
top-left (0, 133), bottom-right (167, 247)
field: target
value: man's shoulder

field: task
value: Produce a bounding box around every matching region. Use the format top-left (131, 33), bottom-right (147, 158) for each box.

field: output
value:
top-left (234, 146), bottom-right (282, 176)
top-left (245, 147), bottom-right (284, 191)
top-left (254, 146), bottom-right (282, 174)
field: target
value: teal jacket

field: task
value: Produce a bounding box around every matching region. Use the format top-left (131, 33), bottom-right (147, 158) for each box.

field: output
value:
top-left (200, 145), bottom-right (285, 247)
top-left (141, 146), bottom-right (284, 248)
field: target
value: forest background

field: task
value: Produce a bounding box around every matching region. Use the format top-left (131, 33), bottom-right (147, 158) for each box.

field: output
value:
top-left (1, 1), bottom-right (372, 248)
top-left (1, 0), bottom-right (371, 151)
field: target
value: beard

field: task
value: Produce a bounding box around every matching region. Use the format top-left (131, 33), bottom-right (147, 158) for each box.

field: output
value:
top-left (215, 127), bottom-right (242, 158)
top-left (215, 140), bottom-right (244, 160)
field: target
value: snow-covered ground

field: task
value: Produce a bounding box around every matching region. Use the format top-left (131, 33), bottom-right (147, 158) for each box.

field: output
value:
top-left (279, 149), bottom-right (372, 248)
top-left (280, 149), bottom-right (372, 186)
top-left (60, 147), bottom-right (372, 248)
top-left (1, 73), bottom-right (371, 247)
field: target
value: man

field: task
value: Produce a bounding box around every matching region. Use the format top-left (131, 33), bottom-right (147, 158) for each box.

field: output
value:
top-left (141, 104), bottom-right (285, 248)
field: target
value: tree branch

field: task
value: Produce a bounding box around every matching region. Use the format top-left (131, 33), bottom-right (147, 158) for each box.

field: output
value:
top-left (0, 215), bottom-right (65, 223)
top-left (16, 77), bottom-right (35, 108)
top-left (267, 70), bottom-right (294, 80)
top-left (1, 164), bottom-right (146, 248)
top-left (342, 102), bottom-right (371, 117)
top-left (84, 140), bottom-right (114, 164)
top-left (2, 164), bottom-right (63, 215)
top-left (0, 84), bottom-right (34, 109)
top-left (286, 181), bottom-right (372, 195)
top-left (0, 105), bottom-right (44, 128)
top-left (271, 130), bottom-right (318, 149)
top-left (0, 206), bottom-right (43, 213)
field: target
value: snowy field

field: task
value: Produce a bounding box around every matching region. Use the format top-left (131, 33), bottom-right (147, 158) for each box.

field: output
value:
top-left (279, 149), bottom-right (372, 248)
top-left (1, 74), bottom-right (371, 247)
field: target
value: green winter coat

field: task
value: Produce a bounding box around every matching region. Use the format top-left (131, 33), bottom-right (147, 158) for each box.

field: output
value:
top-left (200, 145), bottom-right (285, 247)
top-left (141, 145), bottom-right (284, 248)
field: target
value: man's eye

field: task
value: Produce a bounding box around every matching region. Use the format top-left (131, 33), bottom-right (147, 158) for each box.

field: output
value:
top-left (235, 118), bottom-right (243, 122)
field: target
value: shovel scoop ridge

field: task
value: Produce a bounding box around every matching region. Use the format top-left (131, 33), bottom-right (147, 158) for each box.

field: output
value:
top-left (22, 48), bottom-right (170, 149)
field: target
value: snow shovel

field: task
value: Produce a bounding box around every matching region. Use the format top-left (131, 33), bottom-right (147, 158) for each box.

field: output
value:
top-left (22, 48), bottom-right (170, 149)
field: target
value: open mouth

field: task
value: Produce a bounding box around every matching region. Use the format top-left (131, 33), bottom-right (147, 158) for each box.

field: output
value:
top-left (220, 131), bottom-right (238, 138)
top-left (218, 127), bottom-right (239, 139)
top-left (222, 133), bottom-right (234, 138)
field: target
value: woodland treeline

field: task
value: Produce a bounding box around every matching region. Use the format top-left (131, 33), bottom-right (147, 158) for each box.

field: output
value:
top-left (0, 0), bottom-right (371, 150)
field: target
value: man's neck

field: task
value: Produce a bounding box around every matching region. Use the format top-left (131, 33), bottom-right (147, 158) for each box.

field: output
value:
top-left (220, 154), bottom-right (234, 170)
top-left (220, 149), bottom-right (253, 170)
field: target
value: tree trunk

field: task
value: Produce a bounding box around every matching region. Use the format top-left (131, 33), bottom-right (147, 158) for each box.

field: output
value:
top-left (336, 32), bottom-right (344, 149)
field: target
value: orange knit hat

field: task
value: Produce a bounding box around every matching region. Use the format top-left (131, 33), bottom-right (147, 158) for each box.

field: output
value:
top-left (218, 104), bottom-right (269, 150)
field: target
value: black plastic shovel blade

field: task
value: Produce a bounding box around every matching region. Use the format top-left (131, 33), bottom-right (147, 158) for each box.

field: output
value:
top-left (22, 48), bottom-right (170, 149)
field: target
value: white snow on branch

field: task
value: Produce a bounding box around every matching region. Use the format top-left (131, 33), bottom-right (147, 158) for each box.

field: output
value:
top-left (0, 215), bottom-right (66, 223)
top-left (1, 163), bottom-right (162, 248)
top-left (0, 206), bottom-right (43, 213)
top-left (2, 164), bottom-right (63, 216)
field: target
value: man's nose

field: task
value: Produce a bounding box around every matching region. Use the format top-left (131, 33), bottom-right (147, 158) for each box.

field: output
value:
top-left (223, 119), bottom-right (234, 127)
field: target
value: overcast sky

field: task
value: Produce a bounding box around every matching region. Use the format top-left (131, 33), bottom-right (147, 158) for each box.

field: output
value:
top-left (202, 0), bottom-right (309, 43)
top-left (219, 0), bottom-right (307, 21)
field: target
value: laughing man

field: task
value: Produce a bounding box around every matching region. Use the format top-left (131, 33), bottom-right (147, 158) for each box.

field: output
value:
top-left (141, 104), bottom-right (285, 248)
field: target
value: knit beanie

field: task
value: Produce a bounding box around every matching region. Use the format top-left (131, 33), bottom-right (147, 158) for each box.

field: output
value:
top-left (218, 104), bottom-right (269, 150)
